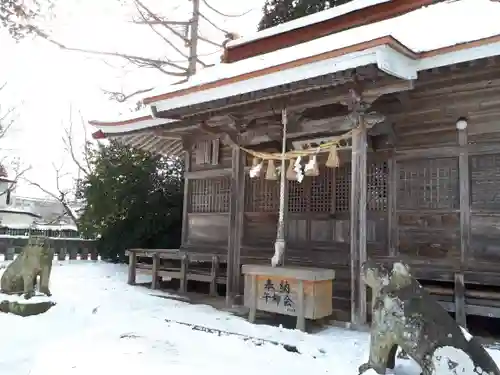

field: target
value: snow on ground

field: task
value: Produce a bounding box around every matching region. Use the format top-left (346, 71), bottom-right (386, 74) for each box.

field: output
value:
top-left (0, 261), bottom-right (499, 375)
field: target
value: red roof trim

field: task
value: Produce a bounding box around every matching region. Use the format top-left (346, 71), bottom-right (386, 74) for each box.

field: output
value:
top-left (225, 0), bottom-right (439, 63)
top-left (92, 130), bottom-right (106, 140)
top-left (88, 115), bottom-right (152, 127)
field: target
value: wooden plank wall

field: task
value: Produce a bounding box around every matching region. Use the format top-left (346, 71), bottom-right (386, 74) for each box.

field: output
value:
top-left (388, 61), bottom-right (500, 286)
top-left (183, 138), bottom-right (233, 255)
top-left (180, 60), bottom-right (500, 320)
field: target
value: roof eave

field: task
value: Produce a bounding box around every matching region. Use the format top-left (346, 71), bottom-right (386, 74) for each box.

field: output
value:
top-left (151, 43), bottom-right (417, 114)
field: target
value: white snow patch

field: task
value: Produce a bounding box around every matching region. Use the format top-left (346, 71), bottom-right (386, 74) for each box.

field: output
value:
top-left (392, 262), bottom-right (410, 277)
top-left (432, 346), bottom-right (477, 375)
top-left (0, 293), bottom-right (54, 304)
top-left (461, 326), bottom-right (474, 341)
top-left (0, 260), bottom-right (498, 375)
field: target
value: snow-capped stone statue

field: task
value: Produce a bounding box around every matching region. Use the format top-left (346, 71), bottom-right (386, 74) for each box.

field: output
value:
top-left (359, 260), bottom-right (500, 375)
top-left (0, 235), bottom-right (54, 299)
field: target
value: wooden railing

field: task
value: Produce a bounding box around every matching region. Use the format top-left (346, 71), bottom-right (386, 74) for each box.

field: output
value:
top-left (126, 249), bottom-right (227, 296)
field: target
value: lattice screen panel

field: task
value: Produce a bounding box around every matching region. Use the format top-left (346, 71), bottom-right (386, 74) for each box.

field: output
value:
top-left (288, 179), bottom-right (308, 213)
top-left (335, 164), bottom-right (351, 212)
top-left (471, 153), bottom-right (500, 210)
top-left (310, 166), bottom-right (335, 213)
top-left (244, 175), bottom-right (279, 212)
top-left (189, 177), bottom-right (230, 213)
top-left (367, 161), bottom-right (388, 211)
top-left (397, 157), bottom-right (459, 210)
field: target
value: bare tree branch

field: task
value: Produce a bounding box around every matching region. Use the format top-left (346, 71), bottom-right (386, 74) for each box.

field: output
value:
top-left (132, 20), bottom-right (189, 26)
top-left (132, 0), bottom-right (213, 69)
top-left (22, 164), bottom-right (79, 227)
top-left (30, 26), bottom-right (189, 77)
top-left (62, 104), bottom-right (92, 178)
top-left (201, 0), bottom-right (252, 17)
top-left (134, 0), bottom-right (189, 42)
top-left (198, 34), bottom-right (222, 48)
top-left (16, 0), bottom-right (243, 103)
top-left (133, 2), bottom-right (190, 60)
top-left (0, 161), bottom-right (32, 199)
top-left (101, 87), bottom-right (154, 103)
top-left (199, 12), bottom-right (229, 35)
top-left (0, 83), bottom-right (30, 198)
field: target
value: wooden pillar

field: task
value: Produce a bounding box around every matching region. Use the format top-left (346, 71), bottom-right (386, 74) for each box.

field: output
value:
top-left (456, 118), bottom-right (469, 328)
top-left (387, 153), bottom-right (398, 258)
top-left (181, 150), bottom-right (192, 246)
top-left (127, 251), bottom-right (137, 285)
top-left (151, 253), bottom-right (160, 290)
top-left (226, 146), bottom-right (245, 306)
top-left (455, 273), bottom-right (466, 328)
top-left (350, 117), bottom-right (368, 327)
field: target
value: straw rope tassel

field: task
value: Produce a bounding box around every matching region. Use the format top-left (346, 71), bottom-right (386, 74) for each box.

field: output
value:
top-left (326, 145), bottom-right (340, 168)
top-left (265, 159), bottom-right (277, 180)
top-left (286, 158), bottom-right (297, 180)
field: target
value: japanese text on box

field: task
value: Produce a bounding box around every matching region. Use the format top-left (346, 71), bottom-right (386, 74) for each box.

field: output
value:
top-left (261, 278), bottom-right (295, 313)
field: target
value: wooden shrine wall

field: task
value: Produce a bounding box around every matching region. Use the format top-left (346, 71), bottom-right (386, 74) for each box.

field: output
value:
top-left (240, 153), bottom-right (388, 313)
top-left (180, 60), bottom-right (500, 317)
top-left (386, 60), bottom-right (500, 286)
top-left (182, 139), bottom-right (232, 254)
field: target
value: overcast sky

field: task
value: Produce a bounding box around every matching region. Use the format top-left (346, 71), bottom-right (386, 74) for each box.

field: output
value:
top-left (0, 0), bottom-right (265, 198)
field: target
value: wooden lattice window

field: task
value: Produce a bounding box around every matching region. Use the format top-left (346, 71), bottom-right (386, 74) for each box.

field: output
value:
top-left (286, 166), bottom-right (334, 213)
top-left (194, 139), bottom-right (220, 165)
top-left (397, 157), bottom-right (459, 210)
top-left (334, 160), bottom-right (388, 212)
top-left (471, 153), bottom-right (500, 210)
top-left (310, 166), bottom-right (334, 213)
top-left (189, 176), bottom-right (230, 213)
top-left (335, 164), bottom-right (351, 212)
top-left (288, 179), bottom-right (307, 213)
top-left (244, 175), bottom-right (279, 212)
top-left (367, 161), bottom-right (388, 211)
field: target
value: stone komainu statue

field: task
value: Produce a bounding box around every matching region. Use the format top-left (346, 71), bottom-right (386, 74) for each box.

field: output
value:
top-left (0, 236), bottom-right (54, 299)
top-left (359, 260), bottom-right (500, 375)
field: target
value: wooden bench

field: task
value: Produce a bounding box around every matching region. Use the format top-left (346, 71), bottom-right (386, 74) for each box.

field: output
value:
top-left (126, 249), bottom-right (227, 296)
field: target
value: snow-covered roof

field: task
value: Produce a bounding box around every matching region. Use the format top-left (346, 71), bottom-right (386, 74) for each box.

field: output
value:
top-left (143, 0), bottom-right (500, 104)
top-left (91, 0), bottom-right (500, 135)
top-left (0, 208), bottom-right (42, 218)
top-left (89, 107), bottom-right (178, 134)
top-left (226, 0), bottom-right (391, 49)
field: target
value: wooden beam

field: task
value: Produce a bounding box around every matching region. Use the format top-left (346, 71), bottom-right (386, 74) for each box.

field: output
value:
top-left (457, 119), bottom-right (469, 328)
top-left (349, 102), bottom-right (368, 326)
top-left (226, 146), bottom-right (245, 306)
top-left (455, 273), bottom-right (467, 329)
top-left (185, 168), bottom-right (232, 179)
top-left (154, 77), bottom-right (414, 133)
top-left (181, 151), bottom-right (191, 246)
top-left (458, 122), bottom-right (470, 264)
top-left (387, 152), bottom-right (398, 257)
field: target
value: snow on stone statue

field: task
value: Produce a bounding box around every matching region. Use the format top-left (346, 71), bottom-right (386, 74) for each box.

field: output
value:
top-left (1, 235), bottom-right (54, 299)
top-left (359, 260), bottom-right (500, 375)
